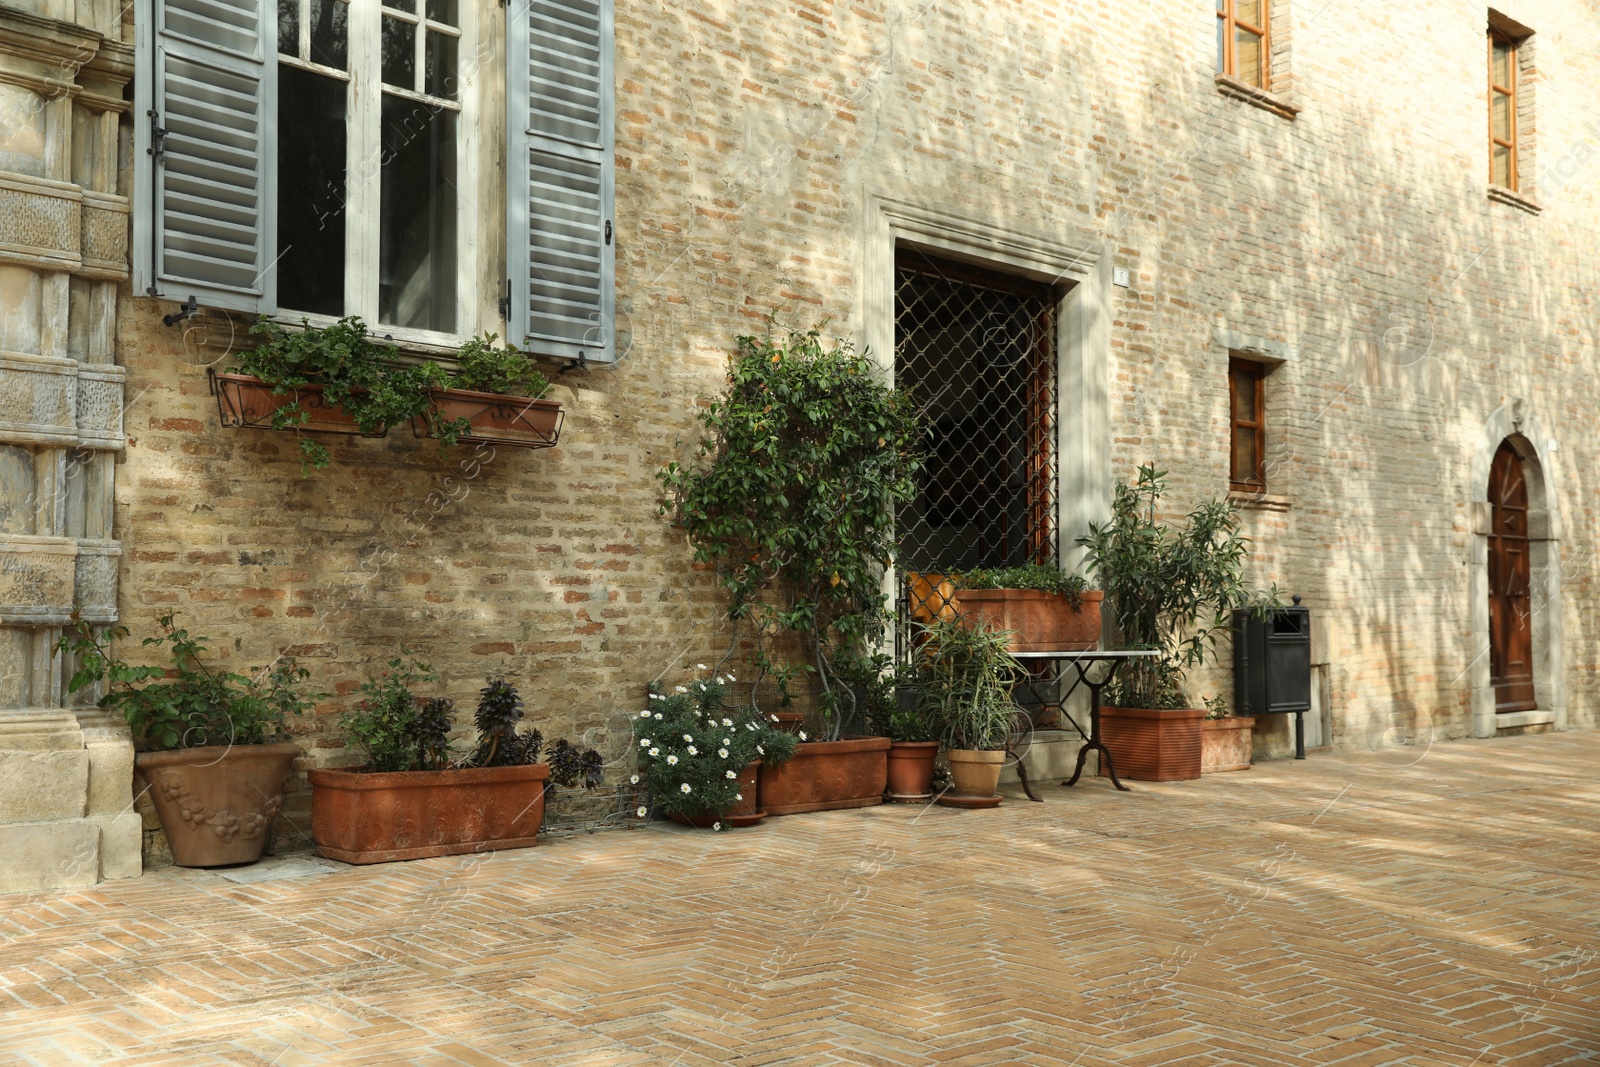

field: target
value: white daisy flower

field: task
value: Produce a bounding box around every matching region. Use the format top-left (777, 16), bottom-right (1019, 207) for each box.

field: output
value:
top-left (727, 673), bottom-right (736, 682)
top-left (757, 745), bottom-right (765, 755)
top-left (798, 731), bottom-right (808, 741)
top-left (715, 676), bottom-right (725, 684)
top-left (629, 774), bottom-right (640, 785)
top-left (675, 686), bottom-right (688, 693)
top-left (666, 754), bottom-right (679, 766)
top-left (680, 783), bottom-right (692, 794)
top-left (721, 718), bottom-right (733, 727)
top-left (648, 747), bottom-right (660, 756)
top-left (682, 734), bottom-right (694, 742)
top-left (697, 663), bottom-right (708, 670)
top-left (654, 712), bottom-right (663, 720)
top-left (735, 793), bottom-right (743, 801)
top-left (687, 746), bottom-right (698, 756)
top-left (636, 806), bottom-right (648, 818)
top-left (722, 738), bottom-right (731, 745)
top-left (639, 709), bottom-right (652, 719)
top-left (639, 738), bottom-right (651, 747)
top-left (650, 692), bottom-right (664, 701)
top-left (712, 822), bottom-right (723, 832)
top-left (717, 748), bottom-right (729, 759)
top-left (725, 770), bottom-right (738, 779)
top-left (745, 722), bottom-right (756, 731)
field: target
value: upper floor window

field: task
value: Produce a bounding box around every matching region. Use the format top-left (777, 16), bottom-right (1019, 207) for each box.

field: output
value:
top-left (1217, 0), bottom-right (1269, 89)
top-left (1488, 27), bottom-right (1518, 190)
top-left (1229, 358), bottom-right (1266, 492)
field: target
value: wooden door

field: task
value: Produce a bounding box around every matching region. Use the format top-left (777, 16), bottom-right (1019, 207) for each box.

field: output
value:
top-left (1488, 441), bottom-right (1536, 712)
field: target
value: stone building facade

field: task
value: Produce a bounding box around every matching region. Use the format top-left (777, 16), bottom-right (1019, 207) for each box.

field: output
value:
top-left (2, 0), bottom-right (1596, 890)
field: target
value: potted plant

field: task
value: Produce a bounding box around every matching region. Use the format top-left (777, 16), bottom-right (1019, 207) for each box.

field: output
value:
top-left (310, 665), bottom-right (601, 863)
top-left (840, 653), bottom-right (938, 802)
top-left (633, 672), bottom-right (797, 829)
top-left (1201, 696), bottom-right (1256, 773)
top-left (1077, 465), bottom-right (1278, 782)
top-left (951, 564), bottom-right (1103, 653)
top-left (917, 616), bottom-right (1024, 808)
top-left (55, 613), bottom-right (318, 868)
top-left (414, 333), bottom-right (563, 449)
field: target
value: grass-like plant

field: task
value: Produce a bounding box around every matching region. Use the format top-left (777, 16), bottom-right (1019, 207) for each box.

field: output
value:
top-left (915, 617), bottom-right (1024, 752)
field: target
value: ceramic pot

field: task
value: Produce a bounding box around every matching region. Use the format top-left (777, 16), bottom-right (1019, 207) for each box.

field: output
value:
top-left (416, 388), bottom-right (563, 448)
top-left (136, 742), bottom-right (301, 867)
top-left (945, 748), bottom-right (1006, 798)
top-left (886, 740), bottom-right (940, 801)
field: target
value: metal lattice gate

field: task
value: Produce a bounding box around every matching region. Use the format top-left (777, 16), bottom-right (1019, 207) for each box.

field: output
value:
top-left (894, 251), bottom-right (1060, 656)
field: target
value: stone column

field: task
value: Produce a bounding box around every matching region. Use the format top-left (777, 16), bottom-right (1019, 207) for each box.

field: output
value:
top-left (0, 6), bottom-right (137, 893)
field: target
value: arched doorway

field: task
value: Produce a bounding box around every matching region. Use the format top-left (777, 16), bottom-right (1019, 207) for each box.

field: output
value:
top-left (1487, 440), bottom-right (1536, 713)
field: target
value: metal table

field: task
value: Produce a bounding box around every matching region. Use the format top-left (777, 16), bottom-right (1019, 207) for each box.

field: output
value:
top-left (1011, 650), bottom-right (1162, 794)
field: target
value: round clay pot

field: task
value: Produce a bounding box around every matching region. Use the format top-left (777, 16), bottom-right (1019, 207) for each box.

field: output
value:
top-left (946, 748), bottom-right (1006, 798)
top-left (136, 742), bottom-right (302, 867)
top-left (886, 741), bottom-right (940, 801)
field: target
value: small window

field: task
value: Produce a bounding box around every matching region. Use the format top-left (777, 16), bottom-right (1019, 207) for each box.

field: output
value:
top-left (1229, 358), bottom-right (1266, 492)
top-left (1488, 28), bottom-right (1518, 190)
top-left (1217, 0), bottom-right (1269, 89)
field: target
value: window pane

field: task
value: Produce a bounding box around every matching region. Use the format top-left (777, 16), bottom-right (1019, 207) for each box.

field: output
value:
top-left (1231, 367), bottom-right (1257, 423)
top-left (384, 0), bottom-right (416, 12)
top-left (1492, 39), bottom-right (1512, 87)
top-left (277, 65), bottom-right (347, 316)
top-left (308, 0), bottom-right (347, 69)
top-left (1235, 0), bottom-right (1262, 27)
top-left (1492, 142), bottom-right (1512, 187)
top-left (1233, 428), bottom-right (1259, 486)
top-left (426, 0), bottom-right (457, 26)
top-left (1491, 90), bottom-right (1512, 140)
top-left (426, 30), bottom-right (457, 98)
top-left (1235, 28), bottom-right (1263, 86)
top-left (380, 96), bottom-right (457, 332)
top-left (382, 17), bottom-right (416, 89)
top-left (1216, 15), bottom-right (1226, 73)
top-left (278, 0), bottom-right (297, 57)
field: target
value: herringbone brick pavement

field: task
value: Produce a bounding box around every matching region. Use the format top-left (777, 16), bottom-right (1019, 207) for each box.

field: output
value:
top-left (3, 732), bottom-right (1599, 1065)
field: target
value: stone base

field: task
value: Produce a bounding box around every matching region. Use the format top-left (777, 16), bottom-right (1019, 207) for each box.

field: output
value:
top-left (1002, 729), bottom-right (1084, 785)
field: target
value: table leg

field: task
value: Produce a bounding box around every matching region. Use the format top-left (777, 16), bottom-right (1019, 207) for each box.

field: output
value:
top-left (1006, 746), bottom-right (1042, 802)
top-left (1061, 670), bottom-right (1132, 792)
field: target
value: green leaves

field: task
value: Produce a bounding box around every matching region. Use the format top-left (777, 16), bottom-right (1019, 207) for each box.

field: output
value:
top-left (956, 565), bottom-right (1089, 603)
top-left (635, 678), bottom-right (796, 817)
top-left (914, 618), bottom-right (1024, 751)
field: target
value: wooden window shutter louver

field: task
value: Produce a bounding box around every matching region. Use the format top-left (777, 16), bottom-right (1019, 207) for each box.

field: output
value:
top-left (507, 0), bottom-right (616, 363)
top-left (134, 0), bottom-right (277, 314)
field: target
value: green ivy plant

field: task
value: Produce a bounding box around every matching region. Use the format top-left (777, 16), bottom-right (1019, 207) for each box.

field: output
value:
top-left (914, 616), bottom-right (1024, 752)
top-left (450, 334), bottom-right (551, 397)
top-left (54, 613), bottom-right (320, 751)
top-left (657, 324), bottom-right (922, 734)
top-left (1076, 464), bottom-right (1280, 709)
top-left (956, 564), bottom-right (1089, 606)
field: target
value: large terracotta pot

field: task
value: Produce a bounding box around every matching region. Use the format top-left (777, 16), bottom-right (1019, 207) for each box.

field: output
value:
top-left (946, 748), bottom-right (1005, 797)
top-left (212, 372), bottom-right (373, 435)
top-left (136, 743), bottom-right (301, 868)
top-left (1100, 707), bottom-right (1204, 782)
top-left (416, 388), bottom-right (563, 448)
top-left (1202, 716), bottom-right (1256, 773)
top-left (758, 737), bottom-right (890, 815)
top-left (668, 762), bottom-right (765, 827)
top-left (953, 588), bottom-right (1103, 653)
top-left (886, 740), bottom-right (940, 801)
top-left (309, 763), bottom-right (550, 864)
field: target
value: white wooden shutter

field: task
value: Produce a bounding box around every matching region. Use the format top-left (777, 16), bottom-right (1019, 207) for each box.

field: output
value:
top-left (134, 0), bottom-right (276, 313)
top-left (507, 0), bottom-right (615, 362)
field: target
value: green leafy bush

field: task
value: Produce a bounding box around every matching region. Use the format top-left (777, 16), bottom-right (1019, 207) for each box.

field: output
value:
top-left (450, 334), bottom-right (550, 397)
top-left (341, 654), bottom-right (448, 772)
top-left (634, 673), bottom-right (797, 825)
top-left (1077, 465), bottom-right (1279, 708)
top-left (657, 324), bottom-right (922, 733)
top-left (956, 565), bottom-right (1088, 605)
top-left (55, 613), bottom-right (319, 751)
top-left (915, 616), bottom-right (1023, 752)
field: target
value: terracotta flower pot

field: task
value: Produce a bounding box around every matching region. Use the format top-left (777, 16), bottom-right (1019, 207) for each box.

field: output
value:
top-left (886, 740), bottom-right (940, 801)
top-left (1202, 716), bottom-right (1256, 773)
top-left (416, 388), bottom-right (563, 448)
top-left (946, 748), bottom-right (1006, 798)
top-left (212, 372), bottom-right (375, 435)
top-left (667, 762), bottom-right (765, 827)
top-left (1100, 707), bottom-right (1204, 782)
top-left (136, 742), bottom-right (301, 868)
top-left (758, 737), bottom-right (890, 815)
top-left (952, 588), bottom-right (1103, 653)
top-left (309, 763), bottom-right (550, 864)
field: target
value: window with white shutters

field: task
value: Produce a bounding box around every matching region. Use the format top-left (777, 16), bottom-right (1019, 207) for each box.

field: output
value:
top-left (134, 0), bottom-right (278, 314)
top-left (507, 0), bottom-right (616, 363)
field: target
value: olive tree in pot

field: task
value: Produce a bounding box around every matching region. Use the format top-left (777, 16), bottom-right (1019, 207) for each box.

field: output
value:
top-left (1076, 465), bottom-right (1278, 782)
top-left (55, 614), bottom-right (319, 868)
top-left (917, 617), bottom-right (1024, 808)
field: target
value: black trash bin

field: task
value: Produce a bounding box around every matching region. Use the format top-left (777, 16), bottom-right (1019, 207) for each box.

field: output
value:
top-left (1233, 595), bottom-right (1313, 758)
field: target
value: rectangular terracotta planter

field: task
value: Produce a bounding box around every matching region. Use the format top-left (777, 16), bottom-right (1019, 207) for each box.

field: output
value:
top-left (1202, 716), bottom-right (1256, 773)
top-left (952, 588), bottom-right (1103, 653)
top-left (414, 387), bottom-right (564, 449)
top-left (758, 737), bottom-right (890, 815)
top-left (309, 763), bottom-right (549, 864)
top-left (1099, 707), bottom-right (1203, 782)
top-left (212, 372), bottom-right (375, 435)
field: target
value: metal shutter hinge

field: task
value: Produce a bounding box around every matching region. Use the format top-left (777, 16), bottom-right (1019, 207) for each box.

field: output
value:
top-left (498, 278), bottom-right (511, 320)
top-left (148, 110), bottom-right (166, 161)
top-left (605, 220), bottom-right (612, 245)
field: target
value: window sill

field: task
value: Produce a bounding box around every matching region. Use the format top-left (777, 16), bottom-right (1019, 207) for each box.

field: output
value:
top-left (269, 313), bottom-right (475, 362)
top-left (1487, 185), bottom-right (1542, 215)
top-left (1214, 74), bottom-right (1302, 121)
top-left (1229, 490), bottom-right (1291, 512)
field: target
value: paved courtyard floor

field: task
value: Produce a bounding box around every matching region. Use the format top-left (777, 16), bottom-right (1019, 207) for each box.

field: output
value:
top-left (3, 731), bottom-right (1599, 1066)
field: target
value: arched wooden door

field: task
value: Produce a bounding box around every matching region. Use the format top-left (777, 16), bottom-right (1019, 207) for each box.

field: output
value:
top-left (1488, 441), bottom-right (1536, 712)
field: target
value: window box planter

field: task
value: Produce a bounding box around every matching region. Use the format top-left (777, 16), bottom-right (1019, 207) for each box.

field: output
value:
top-left (136, 742), bottom-right (302, 868)
top-left (1099, 706), bottom-right (1203, 782)
top-left (758, 737), bottom-right (890, 815)
top-left (667, 761), bottom-right (765, 827)
top-left (211, 372), bottom-right (378, 436)
top-left (415, 388), bottom-right (563, 449)
top-left (953, 588), bottom-right (1103, 653)
top-left (1202, 716), bottom-right (1256, 773)
top-left (309, 762), bottom-right (549, 864)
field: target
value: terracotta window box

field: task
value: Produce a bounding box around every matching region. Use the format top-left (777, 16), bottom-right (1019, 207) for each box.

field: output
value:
top-left (309, 763), bottom-right (549, 864)
top-left (758, 737), bottom-right (890, 815)
top-left (211, 372), bottom-right (378, 436)
top-left (1099, 706), bottom-right (1203, 782)
top-left (415, 387), bottom-right (564, 449)
top-left (1202, 716), bottom-right (1256, 773)
top-left (952, 588), bottom-right (1103, 653)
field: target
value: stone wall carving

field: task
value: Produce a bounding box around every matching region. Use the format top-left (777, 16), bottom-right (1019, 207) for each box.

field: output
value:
top-left (0, 354), bottom-right (77, 444)
top-left (80, 193), bottom-right (129, 280)
top-left (74, 539), bottom-right (118, 621)
top-left (0, 178), bottom-right (82, 271)
top-left (75, 367), bottom-right (124, 449)
top-left (0, 535), bottom-right (76, 623)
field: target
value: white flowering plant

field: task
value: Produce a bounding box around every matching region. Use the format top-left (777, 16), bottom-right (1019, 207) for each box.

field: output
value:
top-left (635, 675), bottom-right (797, 818)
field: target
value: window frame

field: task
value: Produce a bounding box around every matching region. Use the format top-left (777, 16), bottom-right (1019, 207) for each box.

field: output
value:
top-left (1228, 357), bottom-right (1267, 493)
top-left (1488, 27), bottom-right (1518, 192)
top-left (1216, 0), bottom-right (1270, 89)
top-left (273, 0), bottom-right (481, 347)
